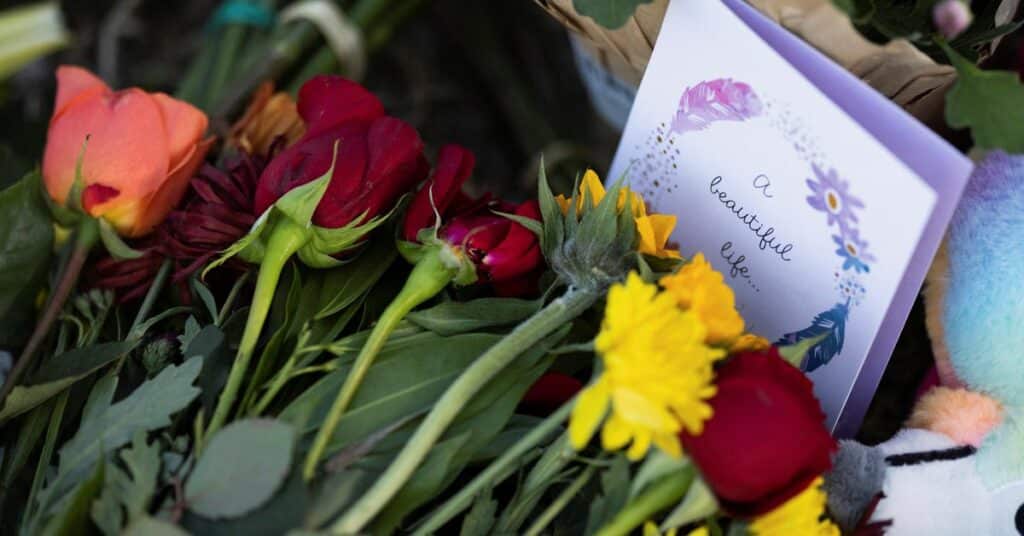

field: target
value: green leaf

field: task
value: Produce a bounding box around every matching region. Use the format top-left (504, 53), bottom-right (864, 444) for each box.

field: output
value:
top-left (585, 456), bottom-right (632, 535)
top-left (405, 297), bottom-right (542, 336)
top-left (123, 516), bottom-right (190, 536)
top-left (942, 41), bottom-right (1024, 152)
top-left (91, 431), bottom-right (162, 535)
top-left (43, 356), bottom-right (201, 503)
top-left (315, 234), bottom-right (398, 319)
top-left (185, 419), bottom-right (295, 519)
top-left (0, 171), bottom-right (53, 348)
top-left (493, 210), bottom-right (542, 237)
top-left (180, 470), bottom-right (309, 535)
top-left (279, 332), bottom-right (501, 447)
top-left (660, 476), bottom-right (718, 531)
top-left (629, 450), bottom-right (690, 500)
top-left (573, 0), bottom-right (653, 29)
top-left (98, 219), bottom-right (143, 259)
top-left (460, 489), bottom-right (498, 536)
top-left (191, 279), bottom-right (219, 323)
top-left (40, 459), bottom-right (105, 536)
top-left (184, 325), bottom-right (231, 417)
top-left (0, 340), bottom-right (139, 422)
top-left (537, 159), bottom-right (565, 259)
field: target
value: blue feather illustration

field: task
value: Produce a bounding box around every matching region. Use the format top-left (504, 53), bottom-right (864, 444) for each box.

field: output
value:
top-left (776, 302), bottom-right (850, 372)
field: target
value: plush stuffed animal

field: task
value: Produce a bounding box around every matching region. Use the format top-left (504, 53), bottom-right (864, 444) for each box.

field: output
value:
top-left (824, 151), bottom-right (1024, 535)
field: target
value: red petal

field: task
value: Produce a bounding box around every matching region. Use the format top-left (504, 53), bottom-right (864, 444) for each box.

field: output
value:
top-left (81, 183), bottom-right (120, 214)
top-left (297, 75), bottom-right (384, 138)
top-left (482, 201), bottom-right (542, 281)
top-left (402, 144), bottom-right (475, 241)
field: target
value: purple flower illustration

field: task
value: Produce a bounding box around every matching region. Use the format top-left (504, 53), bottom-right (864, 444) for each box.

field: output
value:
top-left (806, 164), bottom-right (864, 232)
top-left (670, 78), bottom-right (762, 134)
top-left (833, 229), bottom-right (875, 273)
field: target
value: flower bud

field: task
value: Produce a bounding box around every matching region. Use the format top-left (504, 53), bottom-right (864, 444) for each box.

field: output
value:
top-left (933, 0), bottom-right (972, 40)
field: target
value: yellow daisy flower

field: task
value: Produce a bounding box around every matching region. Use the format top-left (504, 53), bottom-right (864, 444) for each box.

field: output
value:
top-left (748, 477), bottom-right (840, 536)
top-left (660, 253), bottom-right (744, 346)
top-left (569, 273), bottom-right (725, 460)
top-left (555, 169), bottom-right (681, 259)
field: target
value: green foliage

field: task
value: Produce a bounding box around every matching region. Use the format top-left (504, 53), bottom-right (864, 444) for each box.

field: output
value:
top-left (660, 477), bottom-right (718, 531)
top-left (123, 516), bottom-right (190, 536)
top-left (91, 432), bottom-right (162, 535)
top-left (537, 163), bottom-right (637, 292)
top-left (185, 419), bottom-right (296, 519)
top-left (573, 0), bottom-right (654, 29)
top-left (585, 456), bottom-right (632, 535)
top-left (24, 357), bottom-right (202, 534)
top-left (0, 340), bottom-right (138, 422)
top-left (315, 233), bottom-right (398, 319)
top-left (406, 296), bottom-right (542, 336)
top-left (941, 42), bottom-right (1024, 152)
top-left (0, 171), bottom-right (53, 348)
top-left (459, 489), bottom-right (498, 536)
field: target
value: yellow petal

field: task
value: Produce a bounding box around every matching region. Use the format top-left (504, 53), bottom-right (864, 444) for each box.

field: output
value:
top-left (652, 432), bottom-right (683, 458)
top-left (626, 429), bottom-right (652, 460)
top-left (643, 522), bottom-right (660, 536)
top-left (635, 216), bottom-right (659, 257)
top-left (555, 194), bottom-right (571, 215)
top-left (569, 378), bottom-right (610, 450)
top-left (601, 413), bottom-right (632, 451)
top-left (613, 387), bottom-right (679, 433)
top-left (581, 169), bottom-right (607, 209)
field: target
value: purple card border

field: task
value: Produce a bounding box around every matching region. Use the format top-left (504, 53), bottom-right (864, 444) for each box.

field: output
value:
top-left (720, 0), bottom-right (973, 436)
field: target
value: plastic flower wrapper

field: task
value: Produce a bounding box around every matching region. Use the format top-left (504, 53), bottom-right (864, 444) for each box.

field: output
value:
top-left (329, 165), bottom-right (684, 533)
top-left (302, 144), bottom-right (544, 477)
top-left (0, 65), bottom-right (211, 406)
top-left (204, 75), bottom-right (428, 439)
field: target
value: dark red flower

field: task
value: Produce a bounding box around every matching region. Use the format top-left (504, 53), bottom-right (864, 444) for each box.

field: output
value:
top-left (678, 348), bottom-right (837, 518)
top-left (402, 145), bottom-right (544, 294)
top-left (92, 150), bottom-right (265, 301)
top-left (520, 372), bottom-right (583, 416)
top-left (254, 75), bottom-right (428, 229)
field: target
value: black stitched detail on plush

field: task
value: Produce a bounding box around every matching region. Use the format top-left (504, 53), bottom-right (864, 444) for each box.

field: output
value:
top-left (884, 445), bottom-right (977, 467)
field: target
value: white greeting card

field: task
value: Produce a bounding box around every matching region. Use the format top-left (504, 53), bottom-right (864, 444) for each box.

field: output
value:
top-left (609, 0), bottom-right (972, 432)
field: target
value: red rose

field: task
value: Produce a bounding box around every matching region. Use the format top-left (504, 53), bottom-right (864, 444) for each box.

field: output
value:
top-left (254, 75), bottom-right (427, 229)
top-left (402, 144), bottom-right (544, 293)
top-left (520, 372), bottom-right (583, 416)
top-left (679, 348), bottom-right (837, 518)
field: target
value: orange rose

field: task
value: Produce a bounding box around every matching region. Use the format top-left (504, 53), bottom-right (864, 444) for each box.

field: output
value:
top-left (42, 66), bottom-right (212, 237)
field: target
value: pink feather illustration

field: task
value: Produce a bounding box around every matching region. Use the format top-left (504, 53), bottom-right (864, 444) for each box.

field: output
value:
top-left (670, 78), bottom-right (762, 134)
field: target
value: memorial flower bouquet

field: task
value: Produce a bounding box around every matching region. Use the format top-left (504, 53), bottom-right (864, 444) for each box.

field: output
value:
top-left (0, 61), bottom-right (849, 534)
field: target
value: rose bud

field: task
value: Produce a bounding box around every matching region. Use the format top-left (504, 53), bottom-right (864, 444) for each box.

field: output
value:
top-left (207, 76), bottom-right (429, 444)
top-left (679, 348), bottom-right (837, 518)
top-left (43, 65), bottom-right (212, 237)
top-left (304, 144), bottom-right (544, 477)
top-left (253, 75), bottom-right (427, 230)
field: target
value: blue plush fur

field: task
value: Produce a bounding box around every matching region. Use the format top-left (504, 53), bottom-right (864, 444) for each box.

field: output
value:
top-left (944, 151), bottom-right (1024, 486)
top-left (944, 151), bottom-right (1024, 407)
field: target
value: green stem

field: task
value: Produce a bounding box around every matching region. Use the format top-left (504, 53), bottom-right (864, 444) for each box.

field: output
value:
top-left (332, 287), bottom-right (598, 534)
top-left (217, 269), bottom-right (251, 326)
top-left (303, 248), bottom-right (456, 480)
top-left (413, 401), bottom-right (574, 535)
top-left (595, 466), bottom-right (696, 536)
top-left (130, 258), bottom-right (171, 332)
top-left (0, 219), bottom-right (98, 408)
top-left (24, 390), bottom-right (69, 534)
top-left (205, 219), bottom-right (307, 443)
top-left (525, 464), bottom-right (597, 536)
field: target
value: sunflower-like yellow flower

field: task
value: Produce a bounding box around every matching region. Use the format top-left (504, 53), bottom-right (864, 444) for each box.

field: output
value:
top-left (555, 169), bottom-right (680, 259)
top-left (660, 253), bottom-right (744, 346)
top-left (569, 273), bottom-right (725, 460)
top-left (748, 477), bottom-right (840, 536)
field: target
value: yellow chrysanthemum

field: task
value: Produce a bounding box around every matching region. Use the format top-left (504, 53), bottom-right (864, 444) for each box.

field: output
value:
top-left (748, 477), bottom-right (840, 536)
top-left (642, 521), bottom-right (679, 536)
top-left (555, 170), bottom-right (681, 259)
top-left (729, 333), bottom-right (771, 354)
top-left (660, 253), bottom-right (744, 346)
top-left (569, 273), bottom-right (725, 460)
